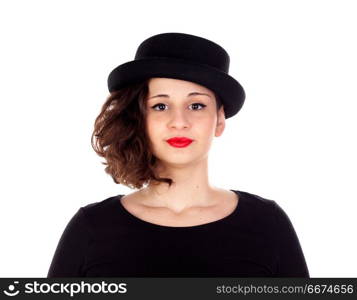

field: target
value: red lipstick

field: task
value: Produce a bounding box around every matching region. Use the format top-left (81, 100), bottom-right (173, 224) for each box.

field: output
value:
top-left (166, 137), bottom-right (193, 148)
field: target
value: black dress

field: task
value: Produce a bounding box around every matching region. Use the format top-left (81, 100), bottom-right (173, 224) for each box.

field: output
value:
top-left (47, 189), bottom-right (309, 277)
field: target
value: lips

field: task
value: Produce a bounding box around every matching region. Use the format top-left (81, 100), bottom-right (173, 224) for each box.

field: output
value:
top-left (166, 137), bottom-right (193, 148)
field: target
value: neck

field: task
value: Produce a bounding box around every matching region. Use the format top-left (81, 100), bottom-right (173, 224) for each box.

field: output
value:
top-left (141, 158), bottom-right (220, 213)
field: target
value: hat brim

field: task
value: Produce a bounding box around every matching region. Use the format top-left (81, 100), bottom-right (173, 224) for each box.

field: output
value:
top-left (107, 57), bottom-right (245, 119)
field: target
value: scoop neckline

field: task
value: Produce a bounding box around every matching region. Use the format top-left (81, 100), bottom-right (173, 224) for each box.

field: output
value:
top-left (115, 189), bottom-right (242, 230)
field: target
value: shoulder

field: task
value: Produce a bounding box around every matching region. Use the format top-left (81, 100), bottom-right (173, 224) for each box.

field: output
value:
top-left (233, 189), bottom-right (290, 228)
top-left (81, 195), bottom-right (118, 210)
top-left (235, 189), bottom-right (278, 213)
top-left (78, 194), bottom-right (122, 224)
top-left (236, 189), bottom-right (295, 229)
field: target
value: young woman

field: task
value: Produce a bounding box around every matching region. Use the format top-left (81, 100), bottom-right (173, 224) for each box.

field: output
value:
top-left (47, 32), bottom-right (309, 277)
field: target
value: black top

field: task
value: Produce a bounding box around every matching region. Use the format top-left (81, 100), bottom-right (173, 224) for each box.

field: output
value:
top-left (47, 189), bottom-right (309, 277)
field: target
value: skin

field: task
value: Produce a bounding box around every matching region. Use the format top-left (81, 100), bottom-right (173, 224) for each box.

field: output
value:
top-left (123, 77), bottom-right (238, 216)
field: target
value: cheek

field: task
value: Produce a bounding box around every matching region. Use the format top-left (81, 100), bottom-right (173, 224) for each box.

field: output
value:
top-left (145, 117), bottom-right (163, 138)
top-left (197, 116), bottom-right (217, 134)
top-left (146, 111), bottom-right (216, 133)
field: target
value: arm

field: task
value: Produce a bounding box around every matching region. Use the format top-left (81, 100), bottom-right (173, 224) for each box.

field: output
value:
top-left (273, 201), bottom-right (310, 277)
top-left (47, 208), bottom-right (91, 277)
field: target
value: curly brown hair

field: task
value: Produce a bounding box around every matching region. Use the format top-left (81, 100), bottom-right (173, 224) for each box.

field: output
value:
top-left (91, 78), bottom-right (223, 190)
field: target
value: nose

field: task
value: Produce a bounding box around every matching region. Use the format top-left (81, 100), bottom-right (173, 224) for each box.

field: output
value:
top-left (167, 108), bottom-right (190, 129)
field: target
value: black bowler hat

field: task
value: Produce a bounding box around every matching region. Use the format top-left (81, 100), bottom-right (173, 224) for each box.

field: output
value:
top-left (107, 32), bottom-right (245, 119)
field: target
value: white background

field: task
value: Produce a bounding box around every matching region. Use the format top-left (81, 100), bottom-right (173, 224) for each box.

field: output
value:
top-left (0, 0), bottom-right (356, 277)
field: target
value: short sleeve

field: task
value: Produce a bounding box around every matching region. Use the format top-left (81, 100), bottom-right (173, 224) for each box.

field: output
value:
top-left (47, 208), bottom-right (91, 277)
top-left (272, 201), bottom-right (310, 277)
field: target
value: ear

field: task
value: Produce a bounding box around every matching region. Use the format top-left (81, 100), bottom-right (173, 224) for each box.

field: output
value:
top-left (215, 106), bottom-right (225, 137)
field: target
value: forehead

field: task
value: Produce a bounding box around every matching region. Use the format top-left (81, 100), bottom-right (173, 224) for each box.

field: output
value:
top-left (148, 77), bottom-right (214, 96)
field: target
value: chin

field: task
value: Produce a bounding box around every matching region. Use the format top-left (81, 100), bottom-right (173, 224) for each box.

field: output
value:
top-left (155, 153), bottom-right (206, 168)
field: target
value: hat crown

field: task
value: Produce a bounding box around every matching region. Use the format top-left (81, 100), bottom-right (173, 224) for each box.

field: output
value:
top-left (134, 32), bottom-right (230, 73)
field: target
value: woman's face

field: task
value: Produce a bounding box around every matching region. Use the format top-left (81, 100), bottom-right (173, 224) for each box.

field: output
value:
top-left (145, 77), bottom-right (225, 168)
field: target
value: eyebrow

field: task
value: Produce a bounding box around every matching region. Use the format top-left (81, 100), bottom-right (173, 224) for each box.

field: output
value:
top-left (148, 92), bottom-right (212, 100)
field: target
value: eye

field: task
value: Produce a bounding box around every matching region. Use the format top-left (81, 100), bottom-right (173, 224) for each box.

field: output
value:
top-left (189, 103), bottom-right (207, 110)
top-left (150, 103), bottom-right (168, 111)
top-left (150, 102), bottom-right (207, 111)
